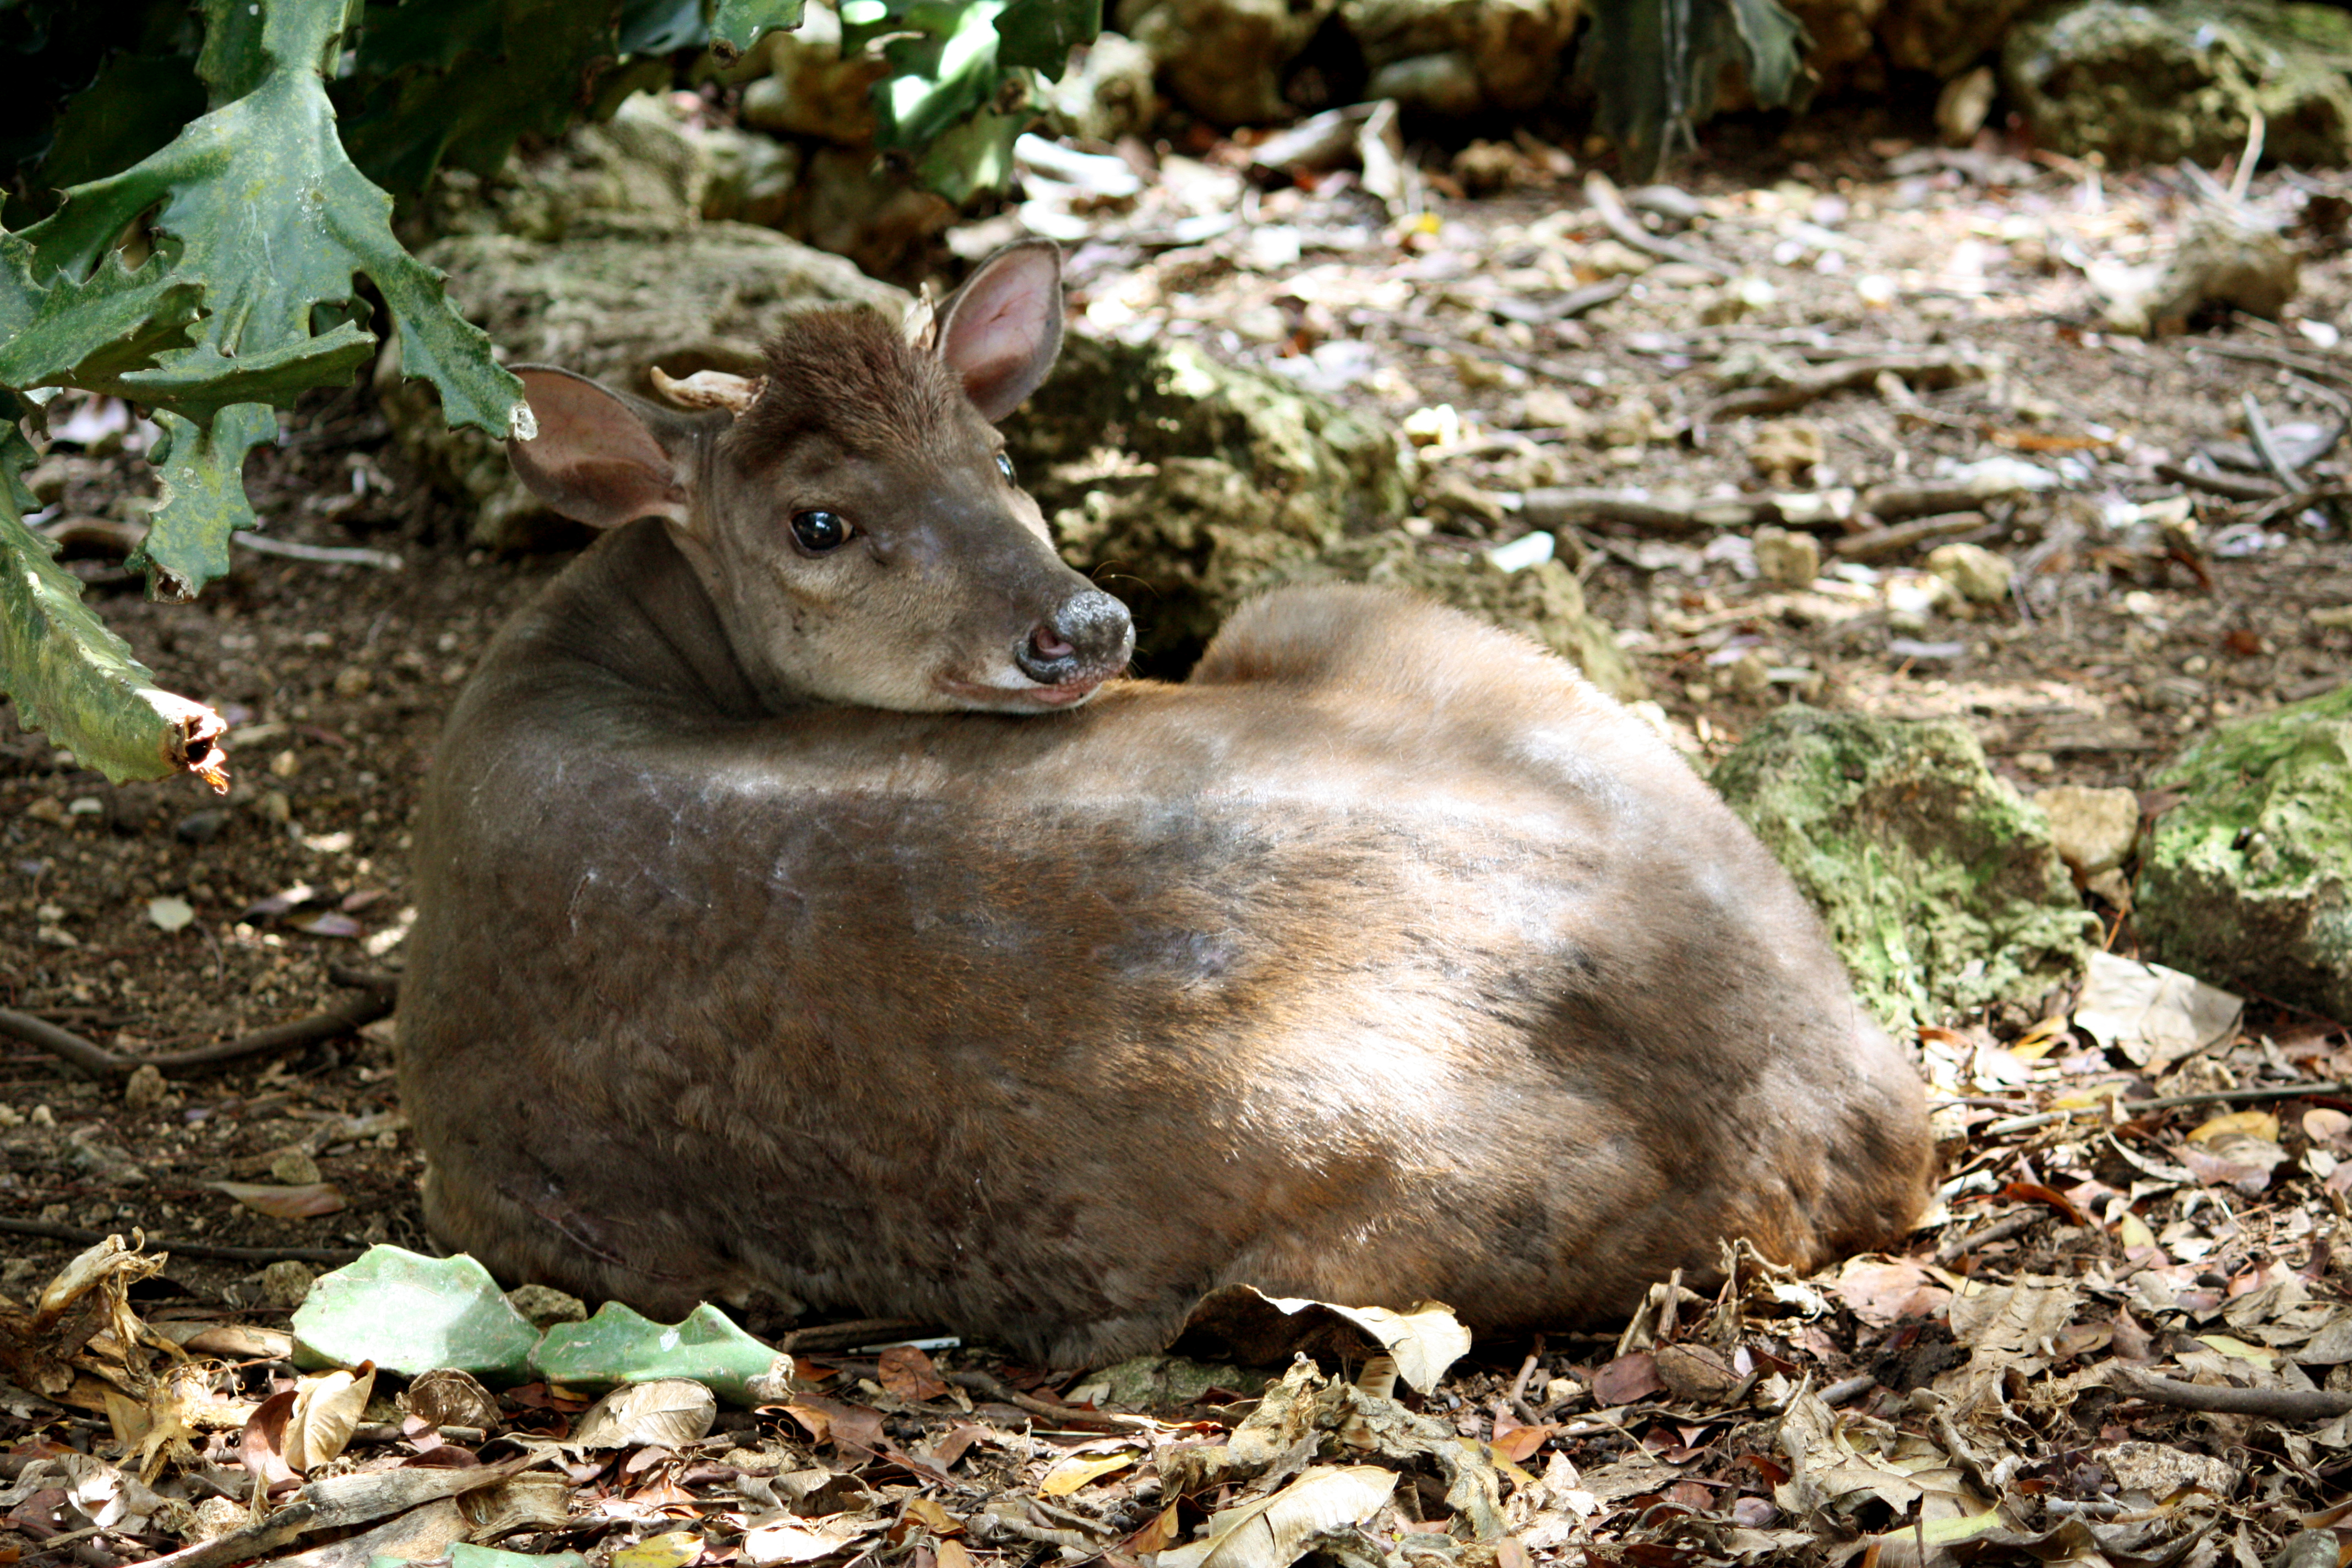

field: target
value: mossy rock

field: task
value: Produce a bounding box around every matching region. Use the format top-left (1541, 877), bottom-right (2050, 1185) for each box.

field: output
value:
top-left (1251, 532), bottom-right (1643, 701)
top-left (2005, 0), bottom-right (2352, 167)
top-left (1710, 708), bottom-right (2097, 1031)
top-left (2138, 685), bottom-right (2352, 1021)
top-left (1006, 335), bottom-right (1409, 672)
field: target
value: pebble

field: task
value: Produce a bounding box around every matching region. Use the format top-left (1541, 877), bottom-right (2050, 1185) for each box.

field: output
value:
top-left (177, 809), bottom-right (230, 843)
top-left (270, 1148), bottom-right (322, 1185)
top-left (506, 1282), bottom-right (589, 1327)
top-left (258, 1260), bottom-right (315, 1308)
top-left (1925, 542), bottom-right (2013, 605)
top-left (2035, 785), bottom-right (2141, 876)
top-left (123, 1065), bottom-right (167, 1112)
top-left (1752, 526), bottom-right (1821, 586)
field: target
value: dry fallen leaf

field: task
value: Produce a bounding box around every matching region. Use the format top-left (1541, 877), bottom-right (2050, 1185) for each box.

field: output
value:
top-left (1039, 1450), bottom-right (1139, 1495)
top-left (1833, 1256), bottom-right (1953, 1327)
top-left (2188, 1109), bottom-right (2280, 1144)
top-left (209, 1181), bottom-right (347, 1219)
top-left (572, 1379), bottom-right (717, 1450)
top-left (2073, 950), bottom-right (2242, 1068)
top-left (1588, 1352), bottom-right (1664, 1407)
top-left (1159, 1464), bottom-right (1399, 1568)
top-left (877, 1344), bottom-right (950, 1402)
top-left (612, 1529), bottom-right (704, 1568)
top-left (283, 1363), bottom-right (373, 1472)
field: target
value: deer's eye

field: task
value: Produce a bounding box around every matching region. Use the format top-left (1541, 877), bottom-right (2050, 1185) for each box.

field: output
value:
top-left (995, 451), bottom-right (1016, 483)
top-left (791, 509), bottom-right (852, 552)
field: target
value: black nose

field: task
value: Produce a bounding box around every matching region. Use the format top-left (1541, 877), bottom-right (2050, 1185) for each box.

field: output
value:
top-left (1015, 590), bottom-right (1134, 685)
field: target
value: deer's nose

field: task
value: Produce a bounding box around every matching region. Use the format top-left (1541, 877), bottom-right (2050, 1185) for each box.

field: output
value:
top-left (1016, 590), bottom-right (1133, 685)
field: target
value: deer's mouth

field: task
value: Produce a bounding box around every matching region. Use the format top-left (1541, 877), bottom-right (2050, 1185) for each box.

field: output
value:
top-left (935, 672), bottom-right (1109, 711)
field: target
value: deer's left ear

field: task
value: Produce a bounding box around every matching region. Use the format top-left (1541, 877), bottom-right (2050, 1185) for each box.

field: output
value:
top-left (935, 241), bottom-right (1063, 422)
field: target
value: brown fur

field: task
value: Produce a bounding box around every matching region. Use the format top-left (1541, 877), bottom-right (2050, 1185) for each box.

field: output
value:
top-left (729, 310), bottom-right (963, 470)
top-left (400, 247), bottom-right (1935, 1364)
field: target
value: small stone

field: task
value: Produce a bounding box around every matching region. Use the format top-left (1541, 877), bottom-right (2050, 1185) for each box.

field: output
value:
top-left (1752, 526), bottom-right (1821, 586)
top-left (1518, 386), bottom-right (1588, 431)
top-left (504, 1282), bottom-right (589, 1329)
top-left (1926, 542), bottom-right (2013, 604)
top-left (333, 667), bottom-right (373, 699)
top-left (2087, 868), bottom-right (2133, 907)
top-left (1700, 275), bottom-right (1778, 324)
top-left (1596, 395), bottom-right (1663, 448)
top-left (258, 791), bottom-right (293, 825)
top-left (1580, 239), bottom-right (1653, 278)
top-left (269, 750), bottom-right (301, 780)
top-left (258, 1259), bottom-right (315, 1308)
top-left (189, 1496), bottom-right (247, 1543)
top-left (2035, 785), bottom-right (2141, 876)
top-left (123, 1064), bottom-right (167, 1112)
top-left (270, 1148), bottom-right (322, 1185)
top-left (1748, 419), bottom-right (1825, 479)
top-left (148, 896), bottom-right (195, 932)
top-left (22, 797), bottom-right (68, 826)
top-left (67, 797), bottom-right (102, 816)
top-left (1728, 651), bottom-right (1774, 696)
top-left (176, 809), bottom-right (230, 843)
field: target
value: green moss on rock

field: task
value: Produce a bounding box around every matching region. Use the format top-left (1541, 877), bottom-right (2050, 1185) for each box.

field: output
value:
top-left (1710, 707), bottom-right (2097, 1031)
top-left (1008, 336), bottom-right (1409, 671)
top-left (2005, 0), bottom-right (2352, 167)
top-left (2139, 685), bottom-right (2352, 1021)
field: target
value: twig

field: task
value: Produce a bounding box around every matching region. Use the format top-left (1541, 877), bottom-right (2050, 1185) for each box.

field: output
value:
top-left (2242, 394), bottom-right (2306, 489)
top-left (1392, 328), bottom-right (1593, 384)
top-left (780, 1316), bottom-right (939, 1353)
top-left (0, 1008), bottom-right (124, 1077)
top-left (946, 1369), bottom-right (1156, 1432)
top-left (1521, 488), bottom-right (1758, 535)
top-left (0, 987), bottom-right (393, 1080)
top-left (2110, 1364), bottom-right (2352, 1420)
top-left (1504, 1334), bottom-right (1545, 1427)
top-left (2226, 110), bottom-right (2266, 205)
top-left (1831, 513), bottom-right (1996, 563)
top-left (1819, 1374), bottom-right (1876, 1407)
top-left (2192, 340), bottom-right (2352, 384)
top-left (1584, 172), bottom-right (1734, 279)
top-left (2154, 461), bottom-right (2281, 502)
top-left (232, 532), bottom-right (404, 571)
top-left (0, 1217), bottom-right (360, 1266)
top-left (1712, 352), bottom-right (1989, 418)
top-left (2121, 1079), bottom-right (2351, 1113)
top-left (1932, 1210), bottom-right (2042, 1266)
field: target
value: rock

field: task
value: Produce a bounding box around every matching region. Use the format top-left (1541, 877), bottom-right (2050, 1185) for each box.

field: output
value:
top-left (1117, 0), bottom-right (1335, 125)
top-left (504, 1282), bottom-right (589, 1328)
top-left (1748, 420), bottom-right (1823, 480)
top-left (1042, 32), bottom-right (1161, 143)
top-left (1006, 333), bottom-right (1408, 667)
top-left (270, 1148), bottom-right (321, 1185)
top-left (1085, 1353), bottom-right (1264, 1409)
top-left (1925, 542), bottom-right (2013, 604)
top-left (2005, 1), bottom-right (2352, 167)
top-left (1752, 526), bottom-right (1820, 587)
top-left (2035, 786), bottom-right (2140, 878)
top-left (381, 220), bottom-right (902, 550)
top-left (1256, 532), bottom-right (1643, 700)
top-left (2137, 685), bottom-right (2352, 1021)
top-left (1343, 0), bottom-right (1582, 115)
top-left (737, 6), bottom-right (883, 144)
top-left (1711, 709), bottom-right (2097, 1029)
top-left (1881, 0), bottom-right (2043, 79)
top-left (122, 1064), bottom-right (166, 1112)
top-left (258, 1260), bottom-right (314, 1308)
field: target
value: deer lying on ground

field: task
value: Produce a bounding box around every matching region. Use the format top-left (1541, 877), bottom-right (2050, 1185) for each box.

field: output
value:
top-left (399, 242), bottom-right (1935, 1364)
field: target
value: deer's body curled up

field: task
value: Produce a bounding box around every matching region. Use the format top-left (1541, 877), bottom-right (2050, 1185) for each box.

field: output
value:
top-left (400, 244), bottom-right (1934, 1362)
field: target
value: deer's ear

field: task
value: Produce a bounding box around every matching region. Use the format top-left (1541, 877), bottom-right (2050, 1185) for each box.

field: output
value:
top-left (935, 241), bottom-right (1063, 422)
top-left (509, 366), bottom-right (709, 529)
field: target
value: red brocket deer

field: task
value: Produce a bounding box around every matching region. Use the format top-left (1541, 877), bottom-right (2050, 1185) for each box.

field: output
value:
top-left (399, 242), bottom-right (1935, 1363)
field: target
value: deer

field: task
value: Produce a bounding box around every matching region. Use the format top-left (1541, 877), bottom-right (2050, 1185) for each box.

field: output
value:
top-left (397, 241), bottom-right (1936, 1365)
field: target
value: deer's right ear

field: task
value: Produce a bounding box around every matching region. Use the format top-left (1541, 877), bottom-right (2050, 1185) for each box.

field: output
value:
top-left (508, 366), bottom-right (704, 529)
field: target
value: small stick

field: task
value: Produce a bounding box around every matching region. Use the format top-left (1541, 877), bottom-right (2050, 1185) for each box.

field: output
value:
top-left (2242, 394), bottom-right (2306, 491)
top-left (1583, 173), bottom-right (1734, 279)
top-left (1831, 513), bottom-right (1997, 564)
top-left (0, 1217), bottom-right (360, 1266)
top-left (1932, 1210), bottom-right (2041, 1266)
top-left (946, 1369), bottom-right (1156, 1432)
top-left (232, 532), bottom-right (404, 571)
top-left (1504, 1334), bottom-right (1545, 1426)
top-left (1819, 1374), bottom-right (1876, 1407)
top-left (2110, 1364), bottom-right (2352, 1420)
top-left (780, 1316), bottom-right (938, 1353)
top-left (2124, 1079), bottom-right (2350, 1113)
top-left (2153, 461), bottom-right (2280, 502)
top-left (0, 988), bottom-right (393, 1079)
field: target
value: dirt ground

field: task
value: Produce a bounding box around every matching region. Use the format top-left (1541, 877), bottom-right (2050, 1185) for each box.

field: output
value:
top-left (4, 102), bottom-right (2352, 1565)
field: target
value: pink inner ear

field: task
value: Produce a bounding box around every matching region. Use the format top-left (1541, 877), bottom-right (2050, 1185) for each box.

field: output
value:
top-left (940, 248), bottom-right (1060, 419)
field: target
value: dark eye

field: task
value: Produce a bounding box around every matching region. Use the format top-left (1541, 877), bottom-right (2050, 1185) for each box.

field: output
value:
top-left (791, 509), bottom-right (851, 552)
top-left (994, 451), bottom-right (1016, 483)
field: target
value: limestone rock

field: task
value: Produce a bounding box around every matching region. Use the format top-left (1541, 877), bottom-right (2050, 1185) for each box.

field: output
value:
top-left (2138, 685), bottom-right (2352, 1020)
top-left (2035, 785), bottom-right (2139, 877)
top-left (1116, 0), bottom-right (1335, 125)
top-left (1042, 32), bottom-right (1161, 143)
top-left (1006, 334), bottom-right (1408, 667)
top-left (1711, 709), bottom-right (2097, 1030)
top-left (1255, 532), bottom-right (1643, 700)
top-left (382, 220), bottom-right (903, 550)
top-left (738, 5), bottom-right (884, 145)
top-left (2005, 1), bottom-right (2352, 167)
top-left (1926, 541), bottom-right (2013, 605)
top-left (1347, 0), bottom-right (1585, 113)
top-left (1752, 526), bottom-right (1821, 587)
top-left (1879, 0), bottom-right (2041, 78)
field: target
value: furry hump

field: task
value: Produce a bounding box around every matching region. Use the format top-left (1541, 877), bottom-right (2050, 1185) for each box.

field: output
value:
top-left (727, 308), bottom-right (966, 467)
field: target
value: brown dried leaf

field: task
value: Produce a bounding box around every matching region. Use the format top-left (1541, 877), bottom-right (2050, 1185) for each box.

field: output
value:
top-left (1832, 1257), bottom-right (1952, 1328)
top-left (1588, 1352), bottom-right (1663, 1407)
top-left (209, 1181), bottom-right (347, 1219)
top-left (877, 1344), bottom-right (949, 1402)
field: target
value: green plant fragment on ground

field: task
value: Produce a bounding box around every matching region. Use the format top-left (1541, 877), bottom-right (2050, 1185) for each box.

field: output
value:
top-left (292, 1246), bottom-right (542, 1380)
top-left (531, 1302), bottom-right (785, 1406)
